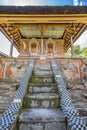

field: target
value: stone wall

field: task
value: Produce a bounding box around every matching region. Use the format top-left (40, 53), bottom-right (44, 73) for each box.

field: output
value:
top-left (0, 58), bottom-right (87, 122)
top-left (0, 58), bottom-right (30, 82)
top-left (56, 58), bottom-right (87, 83)
top-left (56, 58), bottom-right (87, 123)
top-left (0, 58), bottom-right (87, 84)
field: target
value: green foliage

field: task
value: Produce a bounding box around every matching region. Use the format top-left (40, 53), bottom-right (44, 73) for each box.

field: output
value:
top-left (65, 45), bottom-right (87, 58)
top-left (65, 49), bottom-right (71, 57)
top-left (74, 45), bottom-right (82, 57)
top-left (82, 47), bottom-right (87, 58)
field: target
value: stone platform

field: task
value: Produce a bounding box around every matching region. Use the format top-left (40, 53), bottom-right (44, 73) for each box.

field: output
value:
top-left (18, 61), bottom-right (67, 130)
top-left (18, 108), bottom-right (66, 130)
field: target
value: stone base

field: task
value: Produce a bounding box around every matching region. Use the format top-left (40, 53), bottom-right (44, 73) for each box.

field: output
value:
top-left (18, 108), bottom-right (67, 130)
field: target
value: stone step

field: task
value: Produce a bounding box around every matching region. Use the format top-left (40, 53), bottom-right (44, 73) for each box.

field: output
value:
top-left (32, 76), bottom-right (53, 78)
top-left (73, 101), bottom-right (87, 108)
top-left (0, 100), bottom-right (12, 104)
top-left (0, 105), bottom-right (12, 116)
top-left (26, 93), bottom-right (59, 99)
top-left (34, 62), bottom-right (51, 70)
top-left (76, 108), bottom-right (87, 116)
top-left (0, 81), bottom-right (16, 118)
top-left (76, 108), bottom-right (87, 123)
top-left (23, 93), bottom-right (59, 108)
top-left (30, 76), bottom-right (55, 83)
top-left (0, 96), bottom-right (13, 101)
top-left (34, 70), bottom-right (53, 76)
top-left (0, 105), bottom-right (10, 112)
top-left (0, 82), bottom-right (18, 90)
top-left (34, 69), bottom-right (52, 71)
top-left (18, 108), bottom-right (67, 130)
top-left (28, 84), bottom-right (57, 93)
top-left (83, 117), bottom-right (87, 124)
top-left (29, 83), bottom-right (57, 86)
top-left (0, 106), bottom-right (9, 110)
top-left (0, 114), bottom-right (2, 118)
top-left (0, 87), bottom-right (9, 90)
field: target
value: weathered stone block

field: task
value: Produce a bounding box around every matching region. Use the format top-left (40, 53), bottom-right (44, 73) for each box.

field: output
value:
top-left (28, 84), bottom-right (57, 93)
top-left (42, 100), bottom-right (50, 108)
top-left (45, 122), bottom-right (66, 130)
top-left (19, 123), bottom-right (43, 130)
top-left (30, 77), bottom-right (54, 83)
top-left (24, 93), bottom-right (59, 108)
top-left (34, 70), bottom-right (52, 76)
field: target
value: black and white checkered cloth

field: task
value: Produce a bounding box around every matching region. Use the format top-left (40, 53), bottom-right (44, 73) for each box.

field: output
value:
top-left (51, 60), bottom-right (87, 130)
top-left (0, 59), bottom-right (35, 130)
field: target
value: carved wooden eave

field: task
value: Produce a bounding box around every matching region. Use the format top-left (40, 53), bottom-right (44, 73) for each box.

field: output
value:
top-left (0, 6), bottom-right (87, 52)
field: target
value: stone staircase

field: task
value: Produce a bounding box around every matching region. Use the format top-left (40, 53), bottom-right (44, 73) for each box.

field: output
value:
top-left (0, 81), bottom-right (17, 117)
top-left (18, 61), bottom-right (67, 130)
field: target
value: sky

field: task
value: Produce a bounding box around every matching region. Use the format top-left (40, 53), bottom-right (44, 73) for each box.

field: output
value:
top-left (0, 0), bottom-right (87, 6)
top-left (0, 0), bottom-right (87, 57)
top-left (74, 29), bottom-right (87, 47)
top-left (0, 32), bottom-right (19, 57)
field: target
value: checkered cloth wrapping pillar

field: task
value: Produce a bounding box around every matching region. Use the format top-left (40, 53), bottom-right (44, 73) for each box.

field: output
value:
top-left (50, 60), bottom-right (87, 130)
top-left (0, 59), bottom-right (35, 130)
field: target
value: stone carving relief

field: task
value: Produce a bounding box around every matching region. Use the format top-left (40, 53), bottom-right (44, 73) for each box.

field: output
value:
top-left (46, 38), bottom-right (55, 54)
top-left (29, 38), bottom-right (40, 55)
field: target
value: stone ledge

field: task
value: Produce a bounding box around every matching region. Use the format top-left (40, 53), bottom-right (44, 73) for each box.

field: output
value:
top-left (27, 93), bottom-right (59, 99)
top-left (19, 108), bottom-right (66, 122)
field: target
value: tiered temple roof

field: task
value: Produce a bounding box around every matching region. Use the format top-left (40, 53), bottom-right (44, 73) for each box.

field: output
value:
top-left (0, 6), bottom-right (87, 55)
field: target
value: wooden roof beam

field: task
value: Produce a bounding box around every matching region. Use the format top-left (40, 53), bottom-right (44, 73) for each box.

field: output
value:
top-left (0, 24), bottom-right (12, 42)
top-left (73, 23), bottom-right (87, 43)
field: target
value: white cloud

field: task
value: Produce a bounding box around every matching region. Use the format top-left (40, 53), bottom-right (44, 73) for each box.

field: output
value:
top-left (80, 1), bottom-right (83, 6)
top-left (73, 0), bottom-right (86, 6)
top-left (13, 47), bottom-right (19, 57)
top-left (2, 0), bottom-right (10, 5)
top-left (79, 1), bottom-right (86, 6)
top-left (12, 0), bottom-right (40, 6)
top-left (73, 0), bottom-right (79, 6)
top-left (0, 31), bottom-right (11, 55)
top-left (0, 31), bottom-right (19, 57)
top-left (1, 0), bottom-right (42, 6)
top-left (74, 29), bottom-right (87, 47)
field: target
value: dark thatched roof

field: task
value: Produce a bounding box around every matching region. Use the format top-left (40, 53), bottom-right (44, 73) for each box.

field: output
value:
top-left (0, 6), bottom-right (87, 14)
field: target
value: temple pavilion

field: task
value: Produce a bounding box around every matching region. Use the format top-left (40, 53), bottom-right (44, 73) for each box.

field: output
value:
top-left (0, 6), bottom-right (87, 130)
top-left (0, 6), bottom-right (87, 58)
